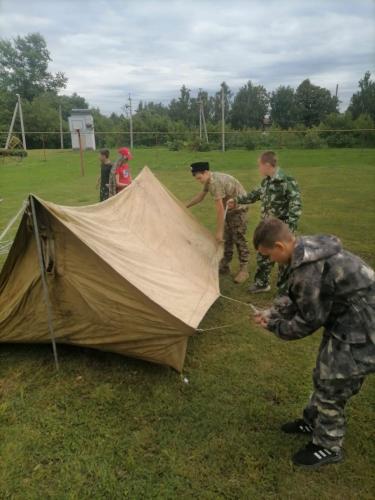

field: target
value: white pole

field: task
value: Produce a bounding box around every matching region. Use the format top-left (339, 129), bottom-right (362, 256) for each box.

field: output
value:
top-left (5, 101), bottom-right (18, 149)
top-left (17, 94), bottom-right (27, 150)
top-left (221, 87), bottom-right (225, 152)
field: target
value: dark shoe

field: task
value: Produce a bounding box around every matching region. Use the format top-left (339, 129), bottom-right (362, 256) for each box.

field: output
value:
top-left (292, 442), bottom-right (343, 468)
top-left (281, 419), bottom-right (313, 435)
top-left (248, 284), bottom-right (271, 293)
top-left (219, 266), bottom-right (230, 275)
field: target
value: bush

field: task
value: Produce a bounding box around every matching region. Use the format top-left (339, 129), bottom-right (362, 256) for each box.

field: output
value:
top-left (303, 129), bottom-right (323, 149)
top-left (0, 149), bottom-right (28, 158)
top-left (244, 136), bottom-right (256, 150)
top-left (167, 140), bottom-right (184, 151)
top-left (188, 139), bottom-right (210, 152)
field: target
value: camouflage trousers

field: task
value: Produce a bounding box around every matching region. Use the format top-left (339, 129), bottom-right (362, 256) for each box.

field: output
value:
top-left (303, 368), bottom-right (365, 452)
top-left (100, 184), bottom-right (109, 202)
top-left (254, 254), bottom-right (290, 294)
top-left (220, 210), bottom-right (249, 269)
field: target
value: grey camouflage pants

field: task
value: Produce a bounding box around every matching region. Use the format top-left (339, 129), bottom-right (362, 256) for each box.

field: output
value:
top-left (303, 369), bottom-right (364, 451)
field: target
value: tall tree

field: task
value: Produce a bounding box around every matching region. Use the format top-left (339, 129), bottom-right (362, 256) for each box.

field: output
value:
top-left (59, 93), bottom-right (89, 120)
top-left (210, 82), bottom-right (232, 123)
top-left (169, 85), bottom-right (193, 125)
top-left (295, 79), bottom-right (338, 127)
top-left (270, 85), bottom-right (299, 129)
top-left (230, 81), bottom-right (269, 129)
top-left (348, 71), bottom-right (375, 121)
top-left (0, 33), bottom-right (67, 100)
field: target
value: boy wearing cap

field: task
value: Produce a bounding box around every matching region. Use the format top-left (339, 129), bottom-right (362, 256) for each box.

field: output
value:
top-left (109, 147), bottom-right (133, 197)
top-left (252, 217), bottom-right (375, 468)
top-left (186, 162), bottom-right (250, 284)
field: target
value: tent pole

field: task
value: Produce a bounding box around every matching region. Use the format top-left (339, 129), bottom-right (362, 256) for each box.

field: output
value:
top-left (29, 196), bottom-right (60, 371)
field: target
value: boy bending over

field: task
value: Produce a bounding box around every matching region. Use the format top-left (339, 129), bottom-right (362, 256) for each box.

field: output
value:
top-left (253, 218), bottom-right (375, 467)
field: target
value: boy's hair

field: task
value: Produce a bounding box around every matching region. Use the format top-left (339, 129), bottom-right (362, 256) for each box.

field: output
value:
top-left (259, 150), bottom-right (277, 167)
top-left (253, 217), bottom-right (292, 249)
top-left (100, 149), bottom-right (110, 159)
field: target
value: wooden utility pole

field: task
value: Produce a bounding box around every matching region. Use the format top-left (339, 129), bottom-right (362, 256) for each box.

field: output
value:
top-left (221, 87), bottom-right (225, 152)
top-left (59, 105), bottom-right (64, 149)
top-left (5, 94), bottom-right (27, 150)
top-left (335, 84), bottom-right (339, 98)
top-left (17, 94), bottom-right (27, 151)
top-left (128, 94), bottom-right (134, 149)
top-left (5, 101), bottom-right (19, 149)
top-left (198, 97), bottom-right (209, 143)
top-left (199, 100), bottom-right (202, 140)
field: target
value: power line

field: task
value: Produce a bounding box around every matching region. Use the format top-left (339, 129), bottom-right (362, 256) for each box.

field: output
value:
top-left (1, 129), bottom-right (374, 135)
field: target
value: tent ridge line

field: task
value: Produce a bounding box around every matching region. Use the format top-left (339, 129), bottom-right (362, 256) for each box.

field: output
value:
top-left (35, 195), bottom-right (217, 331)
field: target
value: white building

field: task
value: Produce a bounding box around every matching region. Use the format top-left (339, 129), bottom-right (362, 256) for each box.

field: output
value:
top-left (68, 109), bottom-right (96, 150)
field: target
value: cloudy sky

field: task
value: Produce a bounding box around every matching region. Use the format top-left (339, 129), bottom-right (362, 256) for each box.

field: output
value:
top-left (0, 0), bottom-right (374, 114)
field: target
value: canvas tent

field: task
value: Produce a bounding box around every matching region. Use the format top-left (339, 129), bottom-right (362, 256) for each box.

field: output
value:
top-left (0, 167), bottom-right (222, 371)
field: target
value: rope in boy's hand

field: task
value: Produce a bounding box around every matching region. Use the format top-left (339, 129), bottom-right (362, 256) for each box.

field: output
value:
top-left (196, 294), bottom-right (269, 333)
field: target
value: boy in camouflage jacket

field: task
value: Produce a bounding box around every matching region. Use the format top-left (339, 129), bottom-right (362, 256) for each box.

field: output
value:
top-left (229, 151), bottom-right (301, 294)
top-left (253, 218), bottom-right (375, 468)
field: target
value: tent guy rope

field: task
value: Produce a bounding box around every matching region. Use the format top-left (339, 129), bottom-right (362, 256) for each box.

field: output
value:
top-left (196, 293), bottom-right (263, 332)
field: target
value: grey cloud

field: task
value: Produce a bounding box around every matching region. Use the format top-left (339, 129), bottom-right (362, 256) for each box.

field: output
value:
top-left (0, 0), bottom-right (374, 113)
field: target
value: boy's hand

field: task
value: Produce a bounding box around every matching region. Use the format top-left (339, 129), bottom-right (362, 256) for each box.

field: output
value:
top-left (215, 230), bottom-right (224, 243)
top-left (227, 199), bottom-right (236, 210)
top-left (253, 311), bottom-right (270, 329)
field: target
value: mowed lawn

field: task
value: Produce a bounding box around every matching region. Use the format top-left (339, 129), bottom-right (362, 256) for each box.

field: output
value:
top-left (0, 148), bottom-right (374, 499)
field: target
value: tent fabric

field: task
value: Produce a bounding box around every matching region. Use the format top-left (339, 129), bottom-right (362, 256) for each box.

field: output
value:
top-left (0, 167), bottom-right (222, 371)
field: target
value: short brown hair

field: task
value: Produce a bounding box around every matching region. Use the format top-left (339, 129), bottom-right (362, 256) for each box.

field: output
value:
top-left (259, 151), bottom-right (277, 167)
top-left (253, 217), bottom-right (292, 249)
top-left (100, 148), bottom-right (110, 158)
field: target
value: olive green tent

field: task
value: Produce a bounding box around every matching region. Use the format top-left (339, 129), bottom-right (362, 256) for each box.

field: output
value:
top-left (0, 167), bottom-right (222, 371)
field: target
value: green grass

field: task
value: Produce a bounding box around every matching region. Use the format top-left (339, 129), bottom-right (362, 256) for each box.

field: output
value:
top-left (0, 148), bottom-right (374, 499)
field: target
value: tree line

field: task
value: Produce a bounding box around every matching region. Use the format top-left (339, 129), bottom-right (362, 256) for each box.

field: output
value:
top-left (0, 33), bottom-right (374, 150)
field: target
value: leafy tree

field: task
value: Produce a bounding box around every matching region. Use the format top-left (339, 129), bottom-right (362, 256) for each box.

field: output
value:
top-left (0, 89), bottom-right (14, 135)
top-left (320, 112), bottom-right (357, 147)
top-left (348, 71), bottom-right (375, 121)
top-left (270, 86), bottom-right (299, 129)
top-left (22, 92), bottom-right (61, 148)
top-left (136, 101), bottom-right (169, 117)
top-left (169, 85), bottom-right (193, 126)
top-left (59, 93), bottom-right (89, 120)
top-left (295, 79), bottom-right (338, 127)
top-left (210, 82), bottom-right (233, 123)
top-left (230, 81), bottom-right (269, 129)
top-left (0, 33), bottom-right (67, 101)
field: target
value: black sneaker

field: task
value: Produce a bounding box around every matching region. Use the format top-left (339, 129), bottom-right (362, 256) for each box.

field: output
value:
top-left (281, 419), bottom-right (313, 435)
top-left (292, 442), bottom-right (343, 468)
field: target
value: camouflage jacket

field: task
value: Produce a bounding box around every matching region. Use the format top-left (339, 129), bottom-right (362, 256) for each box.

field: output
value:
top-left (267, 235), bottom-right (375, 379)
top-left (236, 168), bottom-right (302, 230)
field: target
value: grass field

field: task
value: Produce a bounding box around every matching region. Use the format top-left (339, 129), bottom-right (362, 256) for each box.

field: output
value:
top-left (0, 148), bottom-right (374, 499)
